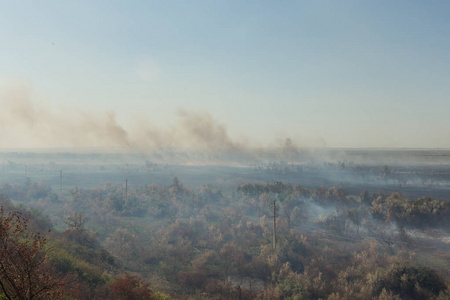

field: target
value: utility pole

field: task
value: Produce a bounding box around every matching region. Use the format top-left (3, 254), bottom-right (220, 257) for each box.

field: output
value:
top-left (273, 200), bottom-right (276, 249)
top-left (60, 170), bottom-right (63, 201)
top-left (125, 179), bottom-right (128, 201)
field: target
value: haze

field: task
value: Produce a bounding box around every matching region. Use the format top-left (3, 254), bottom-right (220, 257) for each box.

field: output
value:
top-left (1, 1), bottom-right (450, 149)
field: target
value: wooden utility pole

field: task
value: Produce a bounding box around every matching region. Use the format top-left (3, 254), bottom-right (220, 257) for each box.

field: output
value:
top-left (60, 170), bottom-right (63, 201)
top-left (273, 200), bottom-right (276, 249)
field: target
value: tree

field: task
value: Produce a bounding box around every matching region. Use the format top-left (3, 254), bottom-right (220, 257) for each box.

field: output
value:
top-left (374, 265), bottom-right (447, 299)
top-left (62, 212), bottom-right (98, 248)
top-left (104, 228), bottom-right (138, 260)
top-left (347, 207), bottom-right (368, 238)
top-left (64, 212), bottom-right (87, 230)
top-left (0, 207), bottom-right (73, 299)
top-left (109, 273), bottom-right (156, 300)
top-left (320, 211), bottom-right (347, 235)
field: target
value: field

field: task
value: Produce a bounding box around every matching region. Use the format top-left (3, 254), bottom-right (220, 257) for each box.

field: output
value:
top-left (0, 148), bottom-right (449, 299)
top-left (2, 148), bottom-right (450, 200)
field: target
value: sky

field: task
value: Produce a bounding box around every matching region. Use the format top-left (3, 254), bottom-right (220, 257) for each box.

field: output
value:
top-left (1, 1), bottom-right (450, 149)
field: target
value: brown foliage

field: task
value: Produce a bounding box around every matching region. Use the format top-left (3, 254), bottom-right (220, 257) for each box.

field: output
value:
top-left (109, 273), bottom-right (156, 300)
top-left (0, 206), bottom-right (74, 300)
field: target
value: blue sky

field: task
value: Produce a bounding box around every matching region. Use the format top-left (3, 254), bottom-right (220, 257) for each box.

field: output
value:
top-left (1, 1), bottom-right (449, 148)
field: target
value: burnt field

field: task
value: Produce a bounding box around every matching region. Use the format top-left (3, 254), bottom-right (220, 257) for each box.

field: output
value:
top-left (250, 164), bottom-right (450, 201)
top-left (0, 148), bottom-right (450, 201)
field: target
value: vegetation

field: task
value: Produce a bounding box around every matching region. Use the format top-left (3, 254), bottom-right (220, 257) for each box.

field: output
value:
top-left (0, 206), bottom-right (71, 299)
top-left (0, 159), bottom-right (449, 299)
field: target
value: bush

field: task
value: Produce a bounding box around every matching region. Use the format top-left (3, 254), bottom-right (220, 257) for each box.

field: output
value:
top-left (374, 264), bottom-right (447, 299)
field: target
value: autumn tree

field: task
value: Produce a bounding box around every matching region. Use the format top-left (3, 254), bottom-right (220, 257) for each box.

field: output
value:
top-left (0, 207), bottom-right (73, 299)
top-left (109, 273), bottom-right (156, 300)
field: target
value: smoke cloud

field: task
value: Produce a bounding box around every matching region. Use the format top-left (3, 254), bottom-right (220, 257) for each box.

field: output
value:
top-left (0, 80), bottom-right (301, 163)
top-left (0, 80), bottom-right (130, 148)
top-left (2, 80), bottom-right (447, 168)
top-left (132, 109), bottom-right (242, 151)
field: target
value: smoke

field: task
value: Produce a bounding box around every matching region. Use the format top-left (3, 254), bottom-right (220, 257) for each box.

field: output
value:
top-left (132, 109), bottom-right (242, 151)
top-left (0, 80), bottom-right (299, 163)
top-left (129, 109), bottom-right (256, 163)
top-left (3, 81), bottom-right (448, 168)
top-left (177, 109), bottom-right (236, 150)
top-left (11, 80), bottom-right (416, 166)
top-left (0, 80), bottom-right (241, 151)
top-left (0, 80), bottom-right (130, 148)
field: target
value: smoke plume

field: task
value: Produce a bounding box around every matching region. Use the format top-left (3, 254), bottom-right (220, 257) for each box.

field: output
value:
top-left (0, 81), bottom-right (130, 148)
top-left (0, 80), bottom-right (317, 164)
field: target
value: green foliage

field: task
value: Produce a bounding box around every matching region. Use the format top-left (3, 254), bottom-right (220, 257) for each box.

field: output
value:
top-left (49, 240), bottom-right (112, 289)
top-left (154, 291), bottom-right (171, 299)
top-left (28, 207), bottom-right (54, 232)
